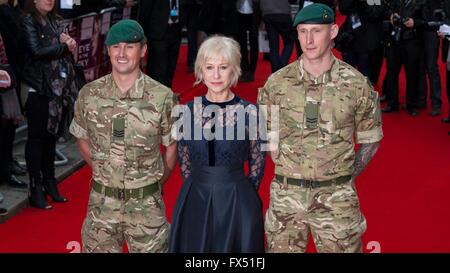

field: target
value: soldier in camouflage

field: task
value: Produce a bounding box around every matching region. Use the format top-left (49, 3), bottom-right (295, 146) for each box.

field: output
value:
top-left (258, 4), bottom-right (383, 253)
top-left (69, 20), bottom-right (178, 253)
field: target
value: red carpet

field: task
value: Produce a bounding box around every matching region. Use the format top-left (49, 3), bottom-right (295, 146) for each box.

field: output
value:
top-left (1, 36), bottom-right (450, 253)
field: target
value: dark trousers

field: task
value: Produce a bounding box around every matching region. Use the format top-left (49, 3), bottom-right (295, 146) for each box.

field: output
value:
top-left (263, 14), bottom-right (294, 72)
top-left (147, 23), bottom-right (182, 88)
top-left (237, 12), bottom-right (260, 74)
top-left (420, 31), bottom-right (442, 109)
top-left (369, 45), bottom-right (385, 86)
top-left (25, 93), bottom-right (56, 181)
top-left (186, 4), bottom-right (200, 68)
top-left (0, 119), bottom-right (16, 182)
top-left (446, 68), bottom-right (450, 116)
top-left (385, 38), bottom-right (422, 110)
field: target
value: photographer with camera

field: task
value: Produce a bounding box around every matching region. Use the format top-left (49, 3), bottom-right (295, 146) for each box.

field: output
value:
top-left (337, 0), bottom-right (384, 85)
top-left (382, 0), bottom-right (427, 117)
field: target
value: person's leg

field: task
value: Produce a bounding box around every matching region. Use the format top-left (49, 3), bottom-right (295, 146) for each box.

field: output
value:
top-left (278, 15), bottom-right (294, 69)
top-left (356, 52), bottom-right (371, 79)
top-left (424, 32), bottom-right (442, 113)
top-left (41, 132), bottom-right (56, 182)
top-left (310, 180), bottom-right (367, 253)
top-left (238, 13), bottom-right (251, 74)
top-left (166, 24), bottom-right (182, 88)
top-left (263, 16), bottom-right (281, 72)
top-left (403, 39), bottom-right (422, 114)
top-left (0, 120), bottom-right (10, 183)
top-left (81, 191), bottom-right (123, 253)
top-left (41, 130), bottom-right (67, 203)
top-left (369, 45), bottom-right (384, 86)
top-left (123, 193), bottom-right (169, 253)
top-left (249, 10), bottom-right (261, 76)
top-left (186, 5), bottom-right (199, 71)
top-left (446, 68), bottom-right (450, 121)
top-left (1, 119), bottom-right (27, 187)
top-left (4, 119), bottom-right (26, 175)
top-left (342, 50), bottom-right (357, 69)
top-left (265, 177), bottom-right (309, 253)
top-left (25, 93), bottom-right (51, 209)
top-left (384, 44), bottom-right (401, 111)
top-left (147, 39), bottom-right (170, 86)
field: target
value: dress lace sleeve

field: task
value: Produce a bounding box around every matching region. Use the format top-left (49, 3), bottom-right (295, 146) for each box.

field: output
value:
top-left (247, 105), bottom-right (266, 189)
top-left (248, 138), bottom-right (266, 189)
top-left (177, 139), bottom-right (191, 181)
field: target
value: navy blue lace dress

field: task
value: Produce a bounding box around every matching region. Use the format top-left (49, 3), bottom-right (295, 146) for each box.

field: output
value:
top-left (169, 96), bottom-right (265, 253)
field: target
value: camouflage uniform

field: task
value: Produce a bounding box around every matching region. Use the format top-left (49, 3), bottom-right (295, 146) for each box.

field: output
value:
top-left (69, 73), bottom-right (178, 253)
top-left (258, 55), bottom-right (383, 253)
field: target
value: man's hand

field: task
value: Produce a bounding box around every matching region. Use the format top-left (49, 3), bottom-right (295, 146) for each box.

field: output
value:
top-left (403, 18), bottom-right (414, 28)
top-left (66, 38), bottom-right (77, 53)
top-left (0, 69), bottom-right (11, 88)
top-left (60, 32), bottom-right (71, 43)
top-left (61, 33), bottom-right (77, 53)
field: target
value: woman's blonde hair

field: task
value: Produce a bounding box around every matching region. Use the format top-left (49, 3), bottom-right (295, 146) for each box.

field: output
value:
top-left (194, 35), bottom-right (242, 87)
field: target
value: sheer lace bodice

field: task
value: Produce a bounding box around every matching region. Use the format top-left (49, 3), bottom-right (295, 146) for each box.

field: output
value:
top-left (177, 96), bottom-right (265, 188)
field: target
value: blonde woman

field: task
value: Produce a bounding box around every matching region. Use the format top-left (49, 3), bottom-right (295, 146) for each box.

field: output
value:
top-left (169, 36), bottom-right (265, 253)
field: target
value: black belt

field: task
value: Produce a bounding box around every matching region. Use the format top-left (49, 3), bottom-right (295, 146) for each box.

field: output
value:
top-left (275, 174), bottom-right (352, 188)
top-left (92, 180), bottom-right (159, 201)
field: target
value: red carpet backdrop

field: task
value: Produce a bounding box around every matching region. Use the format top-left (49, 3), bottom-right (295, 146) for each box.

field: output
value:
top-left (0, 40), bottom-right (449, 253)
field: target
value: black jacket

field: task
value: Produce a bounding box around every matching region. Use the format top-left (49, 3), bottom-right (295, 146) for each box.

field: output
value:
top-left (197, 0), bottom-right (238, 36)
top-left (387, 0), bottom-right (427, 41)
top-left (138, 0), bottom-right (185, 41)
top-left (0, 4), bottom-right (22, 79)
top-left (297, 0), bottom-right (335, 12)
top-left (339, 0), bottom-right (384, 52)
top-left (20, 14), bottom-right (70, 96)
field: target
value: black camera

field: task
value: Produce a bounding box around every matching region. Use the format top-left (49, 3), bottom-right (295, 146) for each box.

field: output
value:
top-left (391, 14), bottom-right (408, 43)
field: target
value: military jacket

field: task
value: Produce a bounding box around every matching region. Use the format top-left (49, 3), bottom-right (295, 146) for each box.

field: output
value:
top-left (257, 55), bottom-right (383, 181)
top-left (70, 73), bottom-right (178, 189)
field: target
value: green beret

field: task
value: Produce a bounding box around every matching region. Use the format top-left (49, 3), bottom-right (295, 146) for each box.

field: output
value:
top-left (105, 19), bottom-right (147, 46)
top-left (293, 3), bottom-right (335, 27)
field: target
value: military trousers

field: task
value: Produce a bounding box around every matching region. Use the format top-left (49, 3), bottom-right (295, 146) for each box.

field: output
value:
top-left (265, 176), bottom-right (366, 253)
top-left (81, 189), bottom-right (170, 253)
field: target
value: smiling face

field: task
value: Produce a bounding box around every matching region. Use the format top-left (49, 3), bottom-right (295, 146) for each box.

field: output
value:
top-left (201, 55), bottom-right (233, 94)
top-left (107, 42), bottom-right (147, 76)
top-left (297, 23), bottom-right (338, 62)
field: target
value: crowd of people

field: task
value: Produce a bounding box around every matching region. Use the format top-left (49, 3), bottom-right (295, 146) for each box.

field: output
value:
top-left (0, 0), bottom-right (449, 252)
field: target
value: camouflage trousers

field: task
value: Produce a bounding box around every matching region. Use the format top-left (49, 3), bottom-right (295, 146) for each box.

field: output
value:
top-left (265, 176), bottom-right (367, 253)
top-left (81, 190), bottom-right (170, 253)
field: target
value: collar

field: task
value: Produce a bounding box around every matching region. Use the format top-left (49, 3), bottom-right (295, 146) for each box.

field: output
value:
top-left (297, 54), bottom-right (339, 85)
top-left (101, 73), bottom-right (145, 99)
